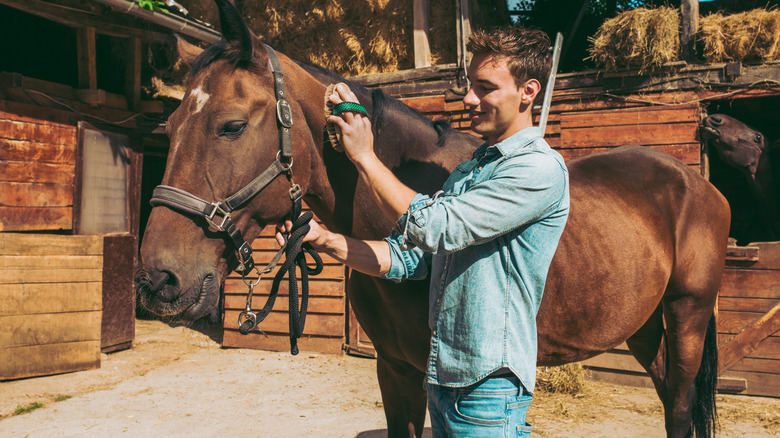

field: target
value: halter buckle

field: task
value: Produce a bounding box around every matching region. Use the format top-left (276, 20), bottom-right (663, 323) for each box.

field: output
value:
top-left (205, 202), bottom-right (231, 232)
top-left (276, 99), bottom-right (293, 128)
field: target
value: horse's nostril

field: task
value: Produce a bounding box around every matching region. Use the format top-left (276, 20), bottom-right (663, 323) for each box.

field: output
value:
top-left (147, 269), bottom-right (176, 293)
top-left (709, 116), bottom-right (722, 126)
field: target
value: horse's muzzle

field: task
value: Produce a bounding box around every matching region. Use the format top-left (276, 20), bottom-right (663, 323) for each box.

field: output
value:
top-left (135, 266), bottom-right (219, 321)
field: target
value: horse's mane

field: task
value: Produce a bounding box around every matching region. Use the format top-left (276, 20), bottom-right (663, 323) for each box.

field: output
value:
top-left (184, 40), bottom-right (452, 148)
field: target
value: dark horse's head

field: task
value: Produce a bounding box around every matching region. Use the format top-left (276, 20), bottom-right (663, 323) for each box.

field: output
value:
top-left (701, 113), bottom-right (767, 180)
top-left (136, 0), bottom-right (325, 320)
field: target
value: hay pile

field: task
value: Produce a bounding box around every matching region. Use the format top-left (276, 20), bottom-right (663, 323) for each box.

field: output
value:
top-left (587, 7), bottom-right (680, 72)
top-left (699, 8), bottom-right (780, 63)
top-left (536, 363), bottom-right (586, 395)
top-left (183, 0), bottom-right (457, 76)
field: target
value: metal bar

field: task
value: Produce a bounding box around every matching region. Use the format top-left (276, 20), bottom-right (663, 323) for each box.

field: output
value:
top-left (539, 32), bottom-right (563, 135)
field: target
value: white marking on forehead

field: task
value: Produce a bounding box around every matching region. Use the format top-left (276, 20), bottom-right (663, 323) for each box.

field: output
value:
top-left (190, 86), bottom-right (210, 114)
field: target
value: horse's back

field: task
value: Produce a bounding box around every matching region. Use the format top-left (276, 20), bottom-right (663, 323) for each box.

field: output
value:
top-left (537, 145), bottom-right (730, 365)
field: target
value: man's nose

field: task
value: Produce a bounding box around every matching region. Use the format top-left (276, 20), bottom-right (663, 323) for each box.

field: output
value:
top-left (463, 87), bottom-right (478, 107)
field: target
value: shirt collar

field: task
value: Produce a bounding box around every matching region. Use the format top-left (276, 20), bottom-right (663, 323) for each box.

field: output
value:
top-left (473, 126), bottom-right (543, 160)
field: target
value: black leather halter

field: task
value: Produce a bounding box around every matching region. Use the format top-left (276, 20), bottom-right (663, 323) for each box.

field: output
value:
top-left (150, 44), bottom-right (298, 275)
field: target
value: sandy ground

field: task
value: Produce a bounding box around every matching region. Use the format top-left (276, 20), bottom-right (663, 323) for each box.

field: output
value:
top-left (1, 319), bottom-right (778, 438)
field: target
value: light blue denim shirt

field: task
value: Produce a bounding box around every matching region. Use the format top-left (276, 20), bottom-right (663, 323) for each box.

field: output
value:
top-left (384, 126), bottom-right (569, 394)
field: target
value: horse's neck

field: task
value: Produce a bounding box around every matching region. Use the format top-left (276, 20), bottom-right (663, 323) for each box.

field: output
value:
top-left (290, 62), bottom-right (480, 238)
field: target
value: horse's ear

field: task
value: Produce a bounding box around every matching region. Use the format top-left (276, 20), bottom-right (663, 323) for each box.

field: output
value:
top-left (175, 34), bottom-right (203, 67)
top-left (214, 0), bottom-right (254, 65)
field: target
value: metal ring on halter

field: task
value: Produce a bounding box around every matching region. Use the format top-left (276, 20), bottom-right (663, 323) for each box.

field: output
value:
top-left (241, 265), bottom-right (263, 288)
top-left (276, 150), bottom-right (293, 171)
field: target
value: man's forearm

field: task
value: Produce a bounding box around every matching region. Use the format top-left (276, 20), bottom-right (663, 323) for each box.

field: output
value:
top-left (355, 155), bottom-right (417, 222)
top-left (314, 229), bottom-right (393, 278)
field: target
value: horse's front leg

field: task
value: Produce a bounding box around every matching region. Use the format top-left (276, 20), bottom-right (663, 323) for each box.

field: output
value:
top-left (377, 356), bottom-right (428, 437)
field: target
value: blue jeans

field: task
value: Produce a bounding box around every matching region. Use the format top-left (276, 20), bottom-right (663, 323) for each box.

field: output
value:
top-left (425, 375), bottom-right (533, 437)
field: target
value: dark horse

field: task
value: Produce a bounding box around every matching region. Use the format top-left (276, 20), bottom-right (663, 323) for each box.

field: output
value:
top-left (136, 1), bottom-right (730, 436)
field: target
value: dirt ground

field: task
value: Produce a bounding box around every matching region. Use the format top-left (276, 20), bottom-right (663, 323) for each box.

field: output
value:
top-left (1, 319), bottom-right (778, 438)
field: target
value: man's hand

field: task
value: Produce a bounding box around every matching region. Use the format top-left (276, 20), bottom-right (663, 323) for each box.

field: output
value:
top-left (327, 83), bottom-right (377, 167)
top-left (275, 217), bottom-right (327, 249)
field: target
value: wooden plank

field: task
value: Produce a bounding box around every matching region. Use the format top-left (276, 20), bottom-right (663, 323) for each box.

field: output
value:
top-left (581, 351), bottom-right (645, 374)
top-left (558, 144), bottom-right (701, 165)
top-left (101, 234), bottom-right (135, 352)
top-left (727, 356), bottom-right (780, 374)
top-left (77, 27), bottom-right (97, 90)
top-left (726, 241), bottom-right (780, 270)
top-left (400, 95), bottom-right (446, 113)
top-left (718, 310), bottom-right (778, 335)
top-left (719, 370), bottom-right (780, 397)
top-left (0, 161), bottom-right (74, 184)
top-left (224, 310), bottom-right (344, 337)
top-left (718, 297), bottom-right (778, 313)
top-left (0, 182), bottom-right (73, 207)
top-left (720, 270), bottom-right (780, 298)
top-left (0, 206), bottom-right (72, 231)
top-left (413, 0), bottom-right (432, 68)
top-left (718, 302), bottom-right (780, 374)
top-left (0, 340), bottom-right (100, 380)
top-left (0, 107), bottom-right (77, 128)
top-left (0, 311), bottom-right (101, 348)
top-left (0, 282), bottom-right (102, 316)
top-left (224, 294), bottom-right (345, 314)
top-left (585, 368), bottom-right (654, 389)
top-left (718, 334), bottom-right (780, 360)
top-left (0, 268), bottom-right (102, 284)
top-left (560, 105), bottom-right (699, 129)
top-left (0, 255), bottom-right (102, 269)
top-left (726, 244), bottom-right (760, 263)
top-left (561, 122), bottom-right (699, 148)
top-left (222, 330), bottom-right (344, 354)
top-left (125, 37), bottom-right (142, 112)
top-left (0, 139), bottom-right (76, 165)
top-left (0, 119), bottom-right (78, 145)
top-left (224, 279), bottom-right (346, 297)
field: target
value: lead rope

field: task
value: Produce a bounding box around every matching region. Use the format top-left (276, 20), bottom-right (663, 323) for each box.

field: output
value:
top-left (237, 195), bottom-right (323, 355)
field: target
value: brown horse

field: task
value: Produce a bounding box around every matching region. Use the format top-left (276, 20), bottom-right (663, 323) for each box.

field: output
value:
top-left (136, 1), bottom-right (730, 436)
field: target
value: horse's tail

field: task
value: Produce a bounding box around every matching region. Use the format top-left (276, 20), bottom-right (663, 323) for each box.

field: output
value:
top-left (692, 314), bottom-right (718, 437)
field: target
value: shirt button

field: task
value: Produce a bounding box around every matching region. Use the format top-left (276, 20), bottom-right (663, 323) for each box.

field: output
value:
top-left (432, 330), bottom-right (437, 336)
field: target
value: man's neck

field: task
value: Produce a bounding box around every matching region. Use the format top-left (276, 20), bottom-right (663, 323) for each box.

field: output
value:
top-left (488, 115), bottom-right (535, 146)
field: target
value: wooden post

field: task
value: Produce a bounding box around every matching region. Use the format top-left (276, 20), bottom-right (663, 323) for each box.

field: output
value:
top-left (456, 0), bottom-right (472, 83)
top-left (413, 0), bottom-right (432, 68)
top-left (76, 26), bottom-right (97, 90)
top-left (125, 37), bottom-right (142, 112)
top-left (680, 0), bottom-right (699, 62)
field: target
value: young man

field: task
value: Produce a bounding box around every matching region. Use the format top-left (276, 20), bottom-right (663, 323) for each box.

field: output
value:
top-left (279, 25), bottom-right (569, 437)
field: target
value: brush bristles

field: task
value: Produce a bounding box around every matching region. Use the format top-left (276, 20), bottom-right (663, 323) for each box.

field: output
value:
top-left (324, 83), bottom-right (344, 153)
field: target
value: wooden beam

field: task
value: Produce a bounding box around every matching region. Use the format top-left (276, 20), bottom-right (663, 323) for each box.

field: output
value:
top-left (680, 0), bottom-right (699, 62)
top-left (413, 0), bottom-right (432, 68)
top-left (125, 37), bottom-right (142, 112)
top-left (76, 26), bottom-right (97, 90)
top-left (718, 302), bottom-right (780, 375)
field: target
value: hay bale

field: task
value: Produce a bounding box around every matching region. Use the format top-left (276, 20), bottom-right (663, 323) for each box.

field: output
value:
top-left (699, 8), bottom-right (780, 63)
top-left (181, 0), bottom-right (457, 76)
top-left (587, 7), bottom-right (680, 72)
top-left (536, 363), bottom-right (586, 395)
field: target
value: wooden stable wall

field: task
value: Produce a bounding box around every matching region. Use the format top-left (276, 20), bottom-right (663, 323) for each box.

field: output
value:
top-left (0, 233), bottom-right (103, 380)
top-left (222, 215), bottom-right (347, 354)
top-left (0, 108), bottom-right (77, 231)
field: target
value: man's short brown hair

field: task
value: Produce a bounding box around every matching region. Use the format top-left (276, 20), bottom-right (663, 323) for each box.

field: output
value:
top-left (467, 25), bottom-right (552, 99)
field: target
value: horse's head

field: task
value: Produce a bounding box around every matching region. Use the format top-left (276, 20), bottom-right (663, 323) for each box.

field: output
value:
top-left (137, 0), bottom-right (320, 321)
top-left (701, 113), bottom-right (767, 180)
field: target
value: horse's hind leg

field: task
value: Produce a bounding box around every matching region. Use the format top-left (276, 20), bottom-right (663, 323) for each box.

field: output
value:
top-left (626, 304), bottom-right (669, 402)
top-left (377, 357), bottom-right (428, 438)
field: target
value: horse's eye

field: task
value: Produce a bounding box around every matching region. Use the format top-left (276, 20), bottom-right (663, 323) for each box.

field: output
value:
top-left (219, 121), bottom-right (247, 137)
top-left (755, 133), bottom-right (763, 142)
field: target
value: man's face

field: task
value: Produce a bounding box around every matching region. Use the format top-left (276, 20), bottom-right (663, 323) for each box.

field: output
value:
top-left (464, 53), bottom-right (528, 145)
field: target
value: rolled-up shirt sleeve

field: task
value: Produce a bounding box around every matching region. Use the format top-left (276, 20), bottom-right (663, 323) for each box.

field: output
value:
top-left (393, 152), bottom-right (567, 255)
top-left (383, 229), bottom-right (431, 282)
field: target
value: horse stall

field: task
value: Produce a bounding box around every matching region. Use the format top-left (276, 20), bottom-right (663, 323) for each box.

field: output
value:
top-left (0, 1), bottom-right (215, 378)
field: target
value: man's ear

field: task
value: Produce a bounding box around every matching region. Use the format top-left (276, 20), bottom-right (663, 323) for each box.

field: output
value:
top-left (176, 34), bottom-right (203, 67)
top-left (520, 78), bottom-right (542, 105)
